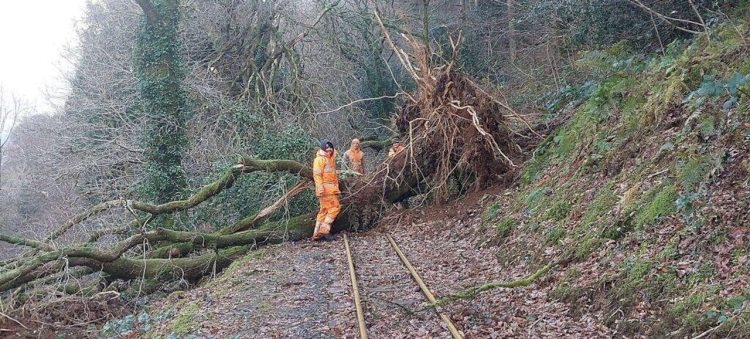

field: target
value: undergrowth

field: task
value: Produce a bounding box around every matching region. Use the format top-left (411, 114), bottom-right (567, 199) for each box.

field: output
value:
top-left (486, 21), bottom-right (750, 337)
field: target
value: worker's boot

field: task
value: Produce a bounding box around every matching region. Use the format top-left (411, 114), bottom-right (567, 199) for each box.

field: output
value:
top-left (319, 221), bottom-right (334, 241)
top-left (311, 220), bottom-right (322, 241)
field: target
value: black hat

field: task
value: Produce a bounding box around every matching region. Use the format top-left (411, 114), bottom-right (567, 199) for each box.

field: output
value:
top-left (320, 139), bottom-right (334, 150)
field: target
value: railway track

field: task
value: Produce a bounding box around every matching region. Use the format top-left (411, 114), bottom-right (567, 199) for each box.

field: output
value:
top-left (343, 233), bottom-right (463, 339)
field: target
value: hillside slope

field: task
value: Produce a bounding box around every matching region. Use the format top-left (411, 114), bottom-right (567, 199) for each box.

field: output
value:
top-left (484, 22), bottom-right (750, 337)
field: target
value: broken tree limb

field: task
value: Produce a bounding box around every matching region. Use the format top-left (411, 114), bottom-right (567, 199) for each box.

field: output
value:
top-left (436, 262), bottom-right (555, 306)
top-left (0, 233), bottom-right (54, 252)
top-left (129, 158), bottom-right (310, 215)
top-left (42, 158), bottom-right (312, 244)
top-left (45, 200), bottom-right (125, 243)
top-left (0, 213), bottom-right (318, 291)
top-left (218, 180), bottom-right (311, 235)
top-left (237, 157), bottom-right (313, 179)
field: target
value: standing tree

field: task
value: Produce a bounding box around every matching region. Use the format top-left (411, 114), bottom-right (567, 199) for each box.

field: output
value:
top-left (0, 87), bottom-right (21, 191)
top-left (507, 0), bottom-right (516, 63)
top-left (134, 0), bottom-right (187, 204)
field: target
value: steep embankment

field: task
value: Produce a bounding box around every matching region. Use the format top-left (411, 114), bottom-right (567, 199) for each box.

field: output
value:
top-left (482, 22), bottom-right (750, 337)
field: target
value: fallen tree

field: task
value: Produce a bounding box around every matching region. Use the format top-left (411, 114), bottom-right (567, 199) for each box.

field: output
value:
top-left (0, 30), bottom-right (523, 297)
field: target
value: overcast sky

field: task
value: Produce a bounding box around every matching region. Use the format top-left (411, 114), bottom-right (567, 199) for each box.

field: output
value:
top-left (0, 0), bottom-right (88, 118)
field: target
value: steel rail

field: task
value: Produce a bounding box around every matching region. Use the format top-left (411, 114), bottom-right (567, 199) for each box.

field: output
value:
top-left (343, 233), bottom-right (368, 339)
top-left (386, 234), bottom-right (463, 339)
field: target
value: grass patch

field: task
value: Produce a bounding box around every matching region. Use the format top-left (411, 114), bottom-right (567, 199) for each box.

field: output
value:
top-left (523, 186), bottom-right (551, 219)
top-left (521, 137), bottom-right (554, 186)
top-left (546, 201), bottom-right (572, 221)
top-left (169, 302), bottom-right (200, 336)
top-left (580, 182), bottom-right (617, 228)
top-left (635, 183), bottom-right (678, 228)
top-left (482, 202), bottom-right (501, 226)
top-left (550, 267), bottom-right (583, 301)
top-left (677, 155), bottom-right (712, 193)
top-left (545, 225), bottom-right (567, 245)
top-left (495, 217), bottom-right (515, 239)
top-left (575, 234), bottom-right (603, 260)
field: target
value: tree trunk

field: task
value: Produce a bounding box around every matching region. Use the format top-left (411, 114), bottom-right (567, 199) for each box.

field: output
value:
top-left (507, 0), bottom-right (516, 63)
top-left (134, 0), bottom-right (187, 204)
top-left (0, 144), bottom-right (3, 190)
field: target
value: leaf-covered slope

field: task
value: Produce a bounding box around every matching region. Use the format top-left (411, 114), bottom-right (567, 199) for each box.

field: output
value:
top-left (483, 22), bottom-right (750, 337)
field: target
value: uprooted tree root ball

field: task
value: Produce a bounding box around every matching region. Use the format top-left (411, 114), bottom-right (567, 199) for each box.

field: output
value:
top-left (395, 69), bottom-right (519, 197)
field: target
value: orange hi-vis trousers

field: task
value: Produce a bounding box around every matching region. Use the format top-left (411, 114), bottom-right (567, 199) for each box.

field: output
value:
top-left (314, 195), bottom-right (340, 238)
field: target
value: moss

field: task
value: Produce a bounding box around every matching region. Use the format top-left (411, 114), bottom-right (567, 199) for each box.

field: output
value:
top-left (550, 281), bottom-right (572, 301)
top-left (612, 256), bottom-right (655, 311)
top-left (545, 226), bottom-right (566, 245)
top-left (697, 114), bottom-right (717, 138)
top-left (580, 183), bottom-right (617, 228)
top-left (686, 261), bottom-right (717, 288)
top-left (741, 51), bottom-right (750, 74)
top-left (647, 270), bottom-right (680, 303)
top-left (546, 201), bottom-right (572, 221)
top-left (555, 129), bottom-right (578, 157)
top-left (482, 203), bottom-right (501, 226)
top-left (550, 267), bottom-right (582, 301)
top-left (169, 302), bottom-right (200, 335)
top-left (524, 187), bottom-right (552, 218)
top-left (666, 288), bottom-right (717, 331)
top-left (635, 184), bottom-right (678, 228)
top-left (677, 155), bottom-right (712, 193)
top-left (575, 235), bottom-right (603, 260)
top-left (526, 222), bottom-right (542, 233)
top-left (657, 242), bottom-right (678, 261)
top-left (495, 218), bottom-right (515, 239)
top-left (521, 136), bottom-right (554, 186)
top-left (601, 215), bottom-right (634, 240)
top-left (625, 259), bottom-right (651, 283)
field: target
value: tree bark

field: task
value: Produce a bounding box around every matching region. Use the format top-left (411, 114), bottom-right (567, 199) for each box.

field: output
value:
top-left (134, 0), bottom-right (188, 204)
top-left (507, 0), bottom-right (516, 63)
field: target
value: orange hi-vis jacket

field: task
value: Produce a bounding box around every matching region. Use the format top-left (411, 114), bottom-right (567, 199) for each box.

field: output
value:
top-left (313, 149), bottom-right (340, 197)
top-left (344, 148), bottom-right (365, 174)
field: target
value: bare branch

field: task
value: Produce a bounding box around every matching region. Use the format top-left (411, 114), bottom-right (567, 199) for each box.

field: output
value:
top-left (627, 0), bottom-right (704, 35)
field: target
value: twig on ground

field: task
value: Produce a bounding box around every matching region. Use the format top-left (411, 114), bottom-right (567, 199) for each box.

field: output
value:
top-left (0, 311), bottom-right (29, 330)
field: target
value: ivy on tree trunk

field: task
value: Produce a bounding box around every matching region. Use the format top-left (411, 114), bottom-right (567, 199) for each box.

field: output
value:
top-left (134, 0), bottom-right (187, 204)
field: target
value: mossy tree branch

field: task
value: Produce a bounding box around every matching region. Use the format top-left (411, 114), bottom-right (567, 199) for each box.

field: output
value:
top-left (436, 262), bottom-right (556, 306)
top-left (0, 213), bottom-right (317, 291)
top-left (38, 158), bottom-right (311, 243)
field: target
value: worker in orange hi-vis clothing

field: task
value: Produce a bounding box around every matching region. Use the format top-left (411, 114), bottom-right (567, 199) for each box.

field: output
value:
top-left (343, 138), bottom-right (365, 175)
top-left (312, 139), bottom-right (340, 241)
